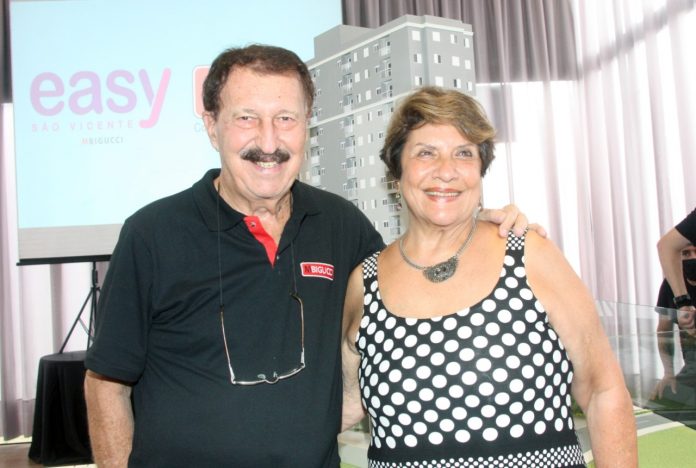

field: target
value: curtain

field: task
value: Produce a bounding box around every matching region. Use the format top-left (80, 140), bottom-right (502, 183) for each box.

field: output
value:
top-left (342, 0), bottom-right (696, 304)
top-left (1, 0), bottom-right (101, 440)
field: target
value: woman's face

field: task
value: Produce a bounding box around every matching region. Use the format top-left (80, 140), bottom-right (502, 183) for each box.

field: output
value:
top-left (399, 123), bottom-right (482, 229)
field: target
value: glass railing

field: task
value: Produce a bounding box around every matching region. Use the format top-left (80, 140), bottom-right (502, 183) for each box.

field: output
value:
top-left (339, 300), bottom-right (696, 467)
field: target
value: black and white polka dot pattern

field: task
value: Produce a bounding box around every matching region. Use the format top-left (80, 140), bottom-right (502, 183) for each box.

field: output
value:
top-left (369, 444), bottom-right (585, 467)
top-left (357, 233), bottom-right (585, 468)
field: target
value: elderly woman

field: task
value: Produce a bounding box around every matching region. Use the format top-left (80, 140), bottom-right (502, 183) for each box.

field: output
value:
top-left (341, 87), bottom-right (637, 467)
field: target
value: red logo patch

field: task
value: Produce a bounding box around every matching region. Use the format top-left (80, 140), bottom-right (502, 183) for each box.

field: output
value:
top-left (300, 262), bottom-right (335, 281)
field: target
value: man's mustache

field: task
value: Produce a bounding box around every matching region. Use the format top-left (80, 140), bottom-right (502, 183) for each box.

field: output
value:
top-left (240, 148), bottom-right (291, 164)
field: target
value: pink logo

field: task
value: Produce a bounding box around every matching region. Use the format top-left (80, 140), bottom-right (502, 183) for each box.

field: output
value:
top-left (301, 262), bottom-right (335, 281)
top-left (192, 66), bottom-right (209, 118)
top-left (30, 68), bottom-right (172, 128)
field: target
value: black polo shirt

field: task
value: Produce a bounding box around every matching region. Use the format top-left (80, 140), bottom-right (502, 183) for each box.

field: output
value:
top-left (86, 169), bottom-right (384, 467)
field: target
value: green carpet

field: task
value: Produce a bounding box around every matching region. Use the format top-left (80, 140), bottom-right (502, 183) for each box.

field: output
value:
top-left (587, 425), bottom-right (696, 468)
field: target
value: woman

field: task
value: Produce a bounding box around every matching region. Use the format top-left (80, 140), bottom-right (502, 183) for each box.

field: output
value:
top-left (341, 87), bottom-right (637, 467)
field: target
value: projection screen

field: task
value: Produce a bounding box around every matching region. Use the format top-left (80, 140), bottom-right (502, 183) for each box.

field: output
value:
top-left (9, 0), bottom-right (341, 263)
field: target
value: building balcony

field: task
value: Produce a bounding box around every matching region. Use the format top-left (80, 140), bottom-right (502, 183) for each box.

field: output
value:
top-left (388, 202), bottom-right (402, 213)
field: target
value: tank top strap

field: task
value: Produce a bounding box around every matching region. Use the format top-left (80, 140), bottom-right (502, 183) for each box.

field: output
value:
top-left (505, 229), bottom-right (528, 266)
top-left (362, 251), bottom-right (380, 281)
top-left (361, 252), bottom-right (381, 317)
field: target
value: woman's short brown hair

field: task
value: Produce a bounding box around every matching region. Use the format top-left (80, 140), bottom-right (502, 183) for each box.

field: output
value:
top-left (380, 86), bottom-right (496, 179)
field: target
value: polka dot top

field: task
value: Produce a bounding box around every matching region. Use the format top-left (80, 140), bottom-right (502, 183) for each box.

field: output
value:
top-left (356, 233), bottom-right (586, 468)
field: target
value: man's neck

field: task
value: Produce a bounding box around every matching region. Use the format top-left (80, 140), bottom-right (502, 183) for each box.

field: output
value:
top-left (215, 177), bottom-right (293, 243)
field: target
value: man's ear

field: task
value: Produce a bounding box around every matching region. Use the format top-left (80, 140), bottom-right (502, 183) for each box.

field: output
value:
top-left (202, 111), bottom-right (219, 151)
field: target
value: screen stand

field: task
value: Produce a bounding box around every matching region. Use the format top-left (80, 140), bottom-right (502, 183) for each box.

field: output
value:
top-left (59, 261), bottom-right (100, 353)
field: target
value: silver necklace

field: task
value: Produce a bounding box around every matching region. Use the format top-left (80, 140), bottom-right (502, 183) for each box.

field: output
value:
top-left (398, 217), bottom-right (478, 283)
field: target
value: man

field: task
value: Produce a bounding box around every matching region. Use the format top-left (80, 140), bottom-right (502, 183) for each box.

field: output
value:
top-left (653, 209), bottom-right (696, 428)
top-left (84, 44), bottom-right (529, 467)
top-left (657, 208), bottom-right (696, 330)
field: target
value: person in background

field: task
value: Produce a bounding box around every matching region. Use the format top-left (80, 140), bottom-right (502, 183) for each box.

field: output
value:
top-left (652, 209), bottom-right (696, 429)
top-left (83, 45), bottom-right (531, 468)
top-left (658, 208), bottom-right (696, 331)
top-left (342, 87), bottom-right (637, 467)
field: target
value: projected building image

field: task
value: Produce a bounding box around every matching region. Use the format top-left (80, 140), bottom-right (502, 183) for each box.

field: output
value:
top-left (301, 15), bottom-right (476, 244)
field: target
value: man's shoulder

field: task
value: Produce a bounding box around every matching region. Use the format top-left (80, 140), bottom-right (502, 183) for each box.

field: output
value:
top-left (126, 185), bottom-right (196, 227)
top-left (125, 170), bottom-right (215, 228)
top-left (294, 181), bottom-right (363, 217)
top-left (676, 207), bottom-right (696, 241)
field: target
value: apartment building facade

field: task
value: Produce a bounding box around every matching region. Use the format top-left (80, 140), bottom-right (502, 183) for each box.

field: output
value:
top-left (301, 15), bottom-right (477, 244)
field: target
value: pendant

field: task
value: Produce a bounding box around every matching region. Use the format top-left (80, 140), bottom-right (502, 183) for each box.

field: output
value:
top-left (422, 256), bottom-right (459, 283)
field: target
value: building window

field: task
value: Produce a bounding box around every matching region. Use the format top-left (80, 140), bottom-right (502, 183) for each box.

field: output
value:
top-left (371, 199), bottom-right (377, 209)
top-left (452, 56), bottom-right (460, 67)
top-left (363, 47), bottom-right (369, 57)
top-left (364, 69), bottom-right (369, 79)
top-left (435, 76), bottom-right (444, 86)
top-left (383, 221), bottom-right (390, 228)
top-left (454, 78), bottom-right (462, 89)
top-left (465, 59), bottom-right (472, 70)
top-left (369, 155), bottom-right (375, 165)
top-left (378, 131), bottom-right (385, 139)
top-left (356, 115), bottom-right (363, 125)
top-left (412, 30), bottom-right (421, 41)
top-left (414, 76), bottom-right (423, 86)
top-left (450, 33), bottom-right (457, 44)
top-left (365, 90), bottom-right (372, 101)
top-left (414, 53), bottom-right (422, 63)
top-left (464, 37), bottom-right (471, 48)
top-left (467, 81), bottom-right (474, 92)
top-left (432, 31), bottom-right (441, 41)
top-left (355, 72), bottom-right (360, 83)
top-left (433, 54), bottom-right (442, 64)
top-left (353, 52), bottom-right (358, 62)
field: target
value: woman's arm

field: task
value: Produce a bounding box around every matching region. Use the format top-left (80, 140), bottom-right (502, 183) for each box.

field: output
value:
top-left (525, 232), bottom-right (637, 467)
top-left (341, 265), bottom-right (367, 432)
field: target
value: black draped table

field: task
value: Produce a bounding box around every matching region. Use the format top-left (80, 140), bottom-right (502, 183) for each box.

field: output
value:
top-left (28, 350), bottom-right (93, 466)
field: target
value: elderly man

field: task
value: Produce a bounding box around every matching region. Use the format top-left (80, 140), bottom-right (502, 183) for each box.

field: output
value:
top-left (84, 44), bottom-right (529, 467)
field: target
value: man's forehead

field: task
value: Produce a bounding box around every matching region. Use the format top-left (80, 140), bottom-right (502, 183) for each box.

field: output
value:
top-left (221, 70), bottom-right (305, 107)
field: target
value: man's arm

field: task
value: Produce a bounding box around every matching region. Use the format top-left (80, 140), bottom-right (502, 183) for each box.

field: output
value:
top-left (651, 315), bottom-right (678, 399)
top-left (657, 228), bottom-right (696, 329)
top-left (84, 370), bottom-right (134, 468)
top-left (478, 204), bottom-right (547, 238)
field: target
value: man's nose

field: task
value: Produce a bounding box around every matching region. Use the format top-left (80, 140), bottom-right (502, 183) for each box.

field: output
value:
top-left (257, 119), bottom-right (279, 154)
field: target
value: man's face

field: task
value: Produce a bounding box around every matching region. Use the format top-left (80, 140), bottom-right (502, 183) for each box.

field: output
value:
top-left (203, 67), bottom-right (307, 210)
top-left (682, 244), bottom-right (696, 283)
top-left (681, 245), bottom-right (696, 261)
